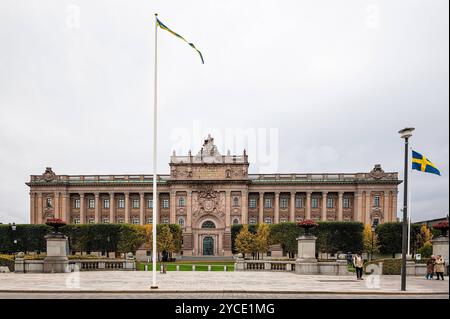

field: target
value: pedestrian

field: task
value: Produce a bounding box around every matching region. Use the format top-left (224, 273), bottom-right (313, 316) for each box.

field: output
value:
top-left (434, 255), bottom-right (445, 280)
top-left (353, 252), bottom-right (364, 280)
top-left (425, 256), bottom-right (436, 279)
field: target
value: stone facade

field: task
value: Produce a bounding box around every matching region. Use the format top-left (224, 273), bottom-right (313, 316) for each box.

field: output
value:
top-left (26, 135), bottom-right (401, 257)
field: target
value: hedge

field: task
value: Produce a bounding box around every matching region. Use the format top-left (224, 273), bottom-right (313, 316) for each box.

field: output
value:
top-left (364, 258), bottom-right (402, 275)
top-left (0, 224), bottom-right (181, 255)
top-left (375, 222), bottom-right (422, 257)
top-left (232, 222), bottom-right (364, 255)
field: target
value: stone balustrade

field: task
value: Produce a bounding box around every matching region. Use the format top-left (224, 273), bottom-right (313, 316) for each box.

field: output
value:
top-left (15, 259), bottom-right (135, 273)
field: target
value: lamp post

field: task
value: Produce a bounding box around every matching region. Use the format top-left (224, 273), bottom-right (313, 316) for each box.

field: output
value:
top-left (370, 220), bottom-right (378, 261)
top-left (398, 127), bottom-right (415, 291)
top-left (10, 223), bottom-right (17, 255)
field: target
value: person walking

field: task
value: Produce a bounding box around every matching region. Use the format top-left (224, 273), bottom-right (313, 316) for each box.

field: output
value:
top-left (434, 255), bottom-right (445, 280)
top-left (425, 256), bottom-right (436, 280)
top-left (353, 253), bottom-right (364, 280)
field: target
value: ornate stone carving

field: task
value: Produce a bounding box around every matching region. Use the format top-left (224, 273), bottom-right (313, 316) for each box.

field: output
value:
top-left (369, 164), bottom-right (386, 179)
top-left (198, 134), bottom-right (220, 156)
top-left (37, 167), bottom-right (57, 182)
top-left (192, 185), bottom-right (225, 219)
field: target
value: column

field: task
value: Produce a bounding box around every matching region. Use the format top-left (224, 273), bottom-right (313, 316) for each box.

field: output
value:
top-left (61, 193), bottom-right (69, 223)
top-left (225, 190), bottom-right (231, 228)
top-left (274, 192), bottom-right (280, 224)
top-left (289, 192), bottom-right (295, 222)
top-left (392, 191), bottom-right (398, 222)
top-left (365, 191), bottom-right (371, 225)
top-left (139, 192), bottom-right (145, 225)
top-left (305, 192), bottom-right (311, 220)
top-left (321, 191), bottom-right (328, 221)
top-left (186, 190), bottom-right (193, 230)
top-left (54, 192), bottom-right (60, 219)
top-left (109, 192), bottom-right (115, 223)
top-left (355, 191), bottom-right (363, 222)
top-left (259, 192), bottom-right (264, 224)
top-left (383, 191), bottom-right (389, 223)
top-left (79, 193), bottom-right (85, 224)
top-left (94, 192), bottom-right (100, 224)
top-left (170, 191), bottom-right (176, 224)
top-left (337, 192), bottom-right (344, 221)
top-left (30, 192), bottom-right (36, 224)
top-left (124, 192), bottom-right (130, 223)
top-left (241, 190), bottom-right (248, 224)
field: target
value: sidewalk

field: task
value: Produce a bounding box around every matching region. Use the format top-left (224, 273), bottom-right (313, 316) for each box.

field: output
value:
top-left (0, 271), bottom-right (448, 295)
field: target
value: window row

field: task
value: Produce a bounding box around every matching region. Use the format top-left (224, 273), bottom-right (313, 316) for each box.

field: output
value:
top-left (248, 196), bottom-right (354, 209)
top-left (72, 198), bottom-right (171, 209)
top-left (72, 217), bottom-right (171, 224)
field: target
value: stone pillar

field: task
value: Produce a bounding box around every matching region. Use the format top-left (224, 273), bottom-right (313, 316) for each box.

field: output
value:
top-left (392, 191), bottom-right (398, 222)
top-left (337, 192), bottom-right (344, 221)
top-left (54, 192), bottom-right (60, 219)
top-left (94, 192), bottom-right (100, 224)
top-left (37, 193), bottom-right (43, 224)
top-left (355, 191), bottom-right (362, 223)
top-left (274, 192), bottom-right (280, 224)
top-left (79, 193), bottom-right (85, 224)
top-left (124, 192), bottom-right (130, 224)
top-left (241, 190), bottom-right (248, 224)
top-left (259, 192), bottom-right (264, 224)
top-left (170, 191), bottom-right (176, 224)
top-left (295, 235), bottom-right (318, 274)
top-left (109, 192), bottom-right (115, 223)
top-left (61, 193), bottom-right (69, 223)
top-left (432, 236), bottom-right (449, 275)
top-left (225, 190), bottom-right (231, 228)
top-left (305, 192), bottom-right (311, 220)
top-left (383, 191), bottom-right (389, 223)
top-left (321, 191), bottom-right (328, 221)
top-left (43, 233), bottom-right (70, 273)
top-left (186, 190), bottom-right (193, 230)
top-left (290, 192), bottom-right (295, 222)
top-left (139, 192), bottom-right (145, 225)
top-left (365, 191), bottom-right (371, 225)
top-left (30, 192), bottom-right (36, 224)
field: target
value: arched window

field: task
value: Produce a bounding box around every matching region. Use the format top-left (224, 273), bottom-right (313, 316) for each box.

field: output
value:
top-left (178, 218), bottom-right (185, 227)
top-left (201, 221), bottom-right (216, 228)
top-left (233, 218), bottom-right (239, 225)
top-left (233, 197), bottom-right (239, 207)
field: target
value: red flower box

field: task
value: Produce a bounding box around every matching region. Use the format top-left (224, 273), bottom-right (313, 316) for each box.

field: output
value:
top-left (298, 219), bottom-right (319, 235)
top-left (433, 221), bottom-right (449, 236)
top-left (46, 218), bottom-right (66, 231)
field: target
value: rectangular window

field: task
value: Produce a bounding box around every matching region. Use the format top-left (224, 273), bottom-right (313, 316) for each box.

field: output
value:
top-left (343, 197), bottom-right (350, 208)
top-left (102, 217), bottom-right (110, 224)
top-left (88, 218), bottom-right (95, 224)
top-left (132, 199), bottom-right (140, 209)
top-left (264, 218), bottom-right (272, 224)
top-left (295, 197), bottom-right (303, 208)
top-left (118, 199), bottom-right (125, 209)
top-left (88, 199), bottom-right (95, 209)
top-left (178, 197), bottom-right (185, 207)
top-left (162, 218), bottom-right (169, 224)
top-left (374, 196), bottom-right (380, 207)
top-left (327, 197), bottom-right (334, 208)
top-left (265, 198), bottom-right (272, 208)
top-left (147, 217), bottom-right (152, 224)
top-left (280, 218), bottom-right (288, 223)
top-left (249, 218), bottom-right (257, 224)
top-left (162, 199), bottom-right (169, 209)
top-left (117, 218), bottom-right (124, 224)
top-left (295, 217), bottom-right (303, 223)
top-left (46, 197), bottom-right (52, 208)
top-left (311, 198), bottom-right (319, 208)
top-left (103, 199), bottom-right (110, 209)
top-left (280, 198), bottom-right (288, 209)
top-left (132, 218), bottom-right (139, 225)
top-left (74, 199), bottom-right (80, 209)
top-left (147, 199), bottom-right (153, 208)
top-left (73, 218), bottom-right (80, 224)
top-left (249, 198), bottom-right (257, 208)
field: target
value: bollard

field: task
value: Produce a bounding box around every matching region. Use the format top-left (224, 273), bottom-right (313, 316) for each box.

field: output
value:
top-left (176, 265), bottom-right (180, 271)
top-left (144, 265), bottom-right (148, 271)
top-left (208, 265), bottom-right (211, 271)
top-left (192, 265), bottom-right (196, 271)
top-left (224, 265), bottom-right (227, 272)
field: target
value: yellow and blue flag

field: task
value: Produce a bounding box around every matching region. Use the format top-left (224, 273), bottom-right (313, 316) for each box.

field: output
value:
top-left (412, 150), bottom-right (441, 176)
top-left (156, 17), bottom-right (204, 64)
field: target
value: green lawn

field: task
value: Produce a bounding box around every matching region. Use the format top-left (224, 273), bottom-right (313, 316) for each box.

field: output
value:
top-left (137, 262), bottom-right (234, 272)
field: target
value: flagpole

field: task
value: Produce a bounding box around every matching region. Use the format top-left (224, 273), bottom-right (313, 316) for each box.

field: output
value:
top-left (407, 145), bottom-right (412, 257)
top-left (151, 13), bottom-right (159, 289)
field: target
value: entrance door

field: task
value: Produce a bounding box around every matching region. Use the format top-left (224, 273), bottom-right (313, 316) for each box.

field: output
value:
top-left (203, 236), bottom-right (214, 256)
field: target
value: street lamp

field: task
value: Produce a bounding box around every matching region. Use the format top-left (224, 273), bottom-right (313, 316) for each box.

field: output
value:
top-left (370, 220), bottom-right (378, 261)
top-left (10, 222), bottom-right (17, 255)
top-left (398, 127), bottom-right (415, 291)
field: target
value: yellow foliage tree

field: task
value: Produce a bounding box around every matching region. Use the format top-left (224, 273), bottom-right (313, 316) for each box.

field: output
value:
top-left (254, 224), bottom-right (270, 259)
top-left (235, 225), bottom-right (255, 258)
top-left (363, 224), bottom-right (379, 259)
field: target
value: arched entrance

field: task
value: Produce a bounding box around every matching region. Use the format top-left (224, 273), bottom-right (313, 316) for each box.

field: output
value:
top-left (203, 236), bottom-right (214, 255)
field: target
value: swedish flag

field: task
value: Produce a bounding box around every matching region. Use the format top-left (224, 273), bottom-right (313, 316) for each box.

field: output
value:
top-left (156, 17), bottom-right (204, 64)
top-left (412, 150), bottom-right (441, 176)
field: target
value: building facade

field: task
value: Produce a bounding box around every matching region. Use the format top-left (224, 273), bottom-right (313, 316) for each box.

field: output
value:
top-left (27, 135), bottom-right (401, 256)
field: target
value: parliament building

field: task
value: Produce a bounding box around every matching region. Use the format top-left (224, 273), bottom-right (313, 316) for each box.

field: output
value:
top-left (27, 135), bottom-right (401, 256)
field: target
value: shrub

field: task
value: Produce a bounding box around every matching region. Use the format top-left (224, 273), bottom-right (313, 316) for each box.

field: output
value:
top-left (0, 254), bottom-right (15, 271)
top-left (418, 242), bottom-right (433, 258)
top-left (376, 222), bottom-right (422, 257)
top-left (364, 258), bottom-right (402, 275)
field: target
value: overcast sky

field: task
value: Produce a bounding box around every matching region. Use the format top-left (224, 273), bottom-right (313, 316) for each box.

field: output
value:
top-left (0, 0), bottom-right (448, 224)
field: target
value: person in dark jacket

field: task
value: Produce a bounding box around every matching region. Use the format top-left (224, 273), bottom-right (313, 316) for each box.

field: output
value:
top-left (425, 256), bottom-right (436, 279)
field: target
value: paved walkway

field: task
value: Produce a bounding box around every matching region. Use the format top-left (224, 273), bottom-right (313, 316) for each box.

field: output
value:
top-left (0, 272), bottom-right (448, 296)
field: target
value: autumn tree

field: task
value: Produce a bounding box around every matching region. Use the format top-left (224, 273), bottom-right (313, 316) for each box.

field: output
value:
top-left (363, 224), bottom-right (379, 260)
top-left (254, 224), bottom-right (270, 259)
top-left (157, 224), bottom-right (176, 261)
top-left (235, 225), bottom-right (255, 258)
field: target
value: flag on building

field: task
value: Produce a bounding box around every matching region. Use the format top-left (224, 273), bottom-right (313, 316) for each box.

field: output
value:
top-left (412, 150), bottom-right (441, 176)
top-left (156, 17), bottom-right (204, 64)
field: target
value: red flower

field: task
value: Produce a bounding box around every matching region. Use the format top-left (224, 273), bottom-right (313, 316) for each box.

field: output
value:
top-left (46, 218), bottom-right (66, 228)
top-left (433, 221), bottom-right (449, 230)
top-left (297, 219), bottom-right (319, 229)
